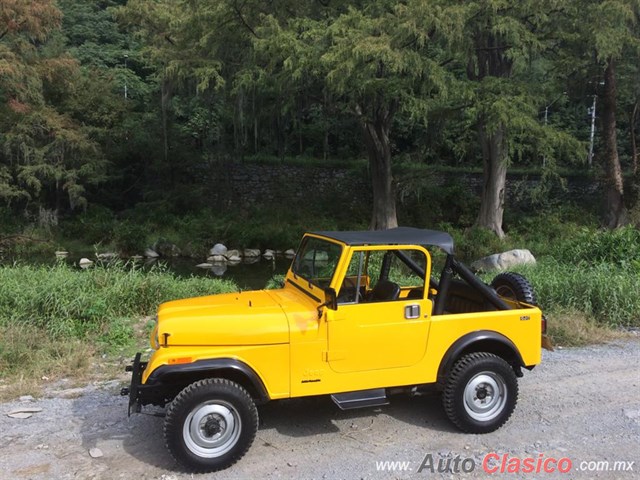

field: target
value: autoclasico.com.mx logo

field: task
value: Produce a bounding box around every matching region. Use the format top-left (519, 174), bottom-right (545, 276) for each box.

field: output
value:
top-left (375, 452), bottom-right (636, 475)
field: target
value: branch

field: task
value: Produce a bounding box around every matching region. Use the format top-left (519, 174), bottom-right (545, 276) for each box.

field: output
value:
top-left (439, 57), bottom-right (454, 67)
top-left (233, 1), bottom-right (260, 39)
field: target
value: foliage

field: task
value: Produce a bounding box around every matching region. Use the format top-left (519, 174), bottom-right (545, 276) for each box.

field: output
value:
top-left (544, 310), bottom-right (624, 347)
top-left (265, 274), bottom-right (286, 290)
top-left (549, 225), bottom-right (640, 267)
top-left (0, 0), bottom-right (107, 213)
top-left (0, 323), bottom-right (93, 381)
top-left (0, 263), bottom-right (238, 339)
top-left (511, 259), bottom-right (640, 327)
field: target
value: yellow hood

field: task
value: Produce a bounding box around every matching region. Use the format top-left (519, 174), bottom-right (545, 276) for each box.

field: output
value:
top-left (157, 290), bottom-right (290, 346)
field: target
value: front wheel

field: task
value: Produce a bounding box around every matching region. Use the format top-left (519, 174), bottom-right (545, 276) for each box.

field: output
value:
top-left (443, 352), bottom-right (518, 433)
top-left (164, 378), bottom-right (258, 473)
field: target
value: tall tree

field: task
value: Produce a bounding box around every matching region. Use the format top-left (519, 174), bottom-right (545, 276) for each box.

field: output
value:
top-left (588, 0), bottom-right (639, 227)
top-left (256, 1), bottom-right (456, 229)
top-left (450, 1), bottom-right (568, 237)
top-left (0, 0), bottom-right (105, 214)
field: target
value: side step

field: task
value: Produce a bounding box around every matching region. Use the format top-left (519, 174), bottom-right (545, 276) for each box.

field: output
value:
top-left (331, 388), bottom-right (389, 410)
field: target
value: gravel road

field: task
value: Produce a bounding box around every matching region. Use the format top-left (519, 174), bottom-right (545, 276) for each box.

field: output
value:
top-left (1, 339), bottom-right (638, 480)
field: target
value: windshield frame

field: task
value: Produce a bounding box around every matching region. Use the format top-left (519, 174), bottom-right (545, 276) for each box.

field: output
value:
top-left (291, 235), bottom-right (343, 291)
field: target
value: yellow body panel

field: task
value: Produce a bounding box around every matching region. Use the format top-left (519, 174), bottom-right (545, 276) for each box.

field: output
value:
top-left (141, 234), bottom-right (543, 401)
top-left (157, 291), bottom-right (289, 346)
top-left (142, 344), bottom-right (291, 399)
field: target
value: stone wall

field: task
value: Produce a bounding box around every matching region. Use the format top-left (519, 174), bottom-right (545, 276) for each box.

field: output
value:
top-left (205, 160), bottom-right (601, 209)
top-left (206, 162), bottom-right (370, 209)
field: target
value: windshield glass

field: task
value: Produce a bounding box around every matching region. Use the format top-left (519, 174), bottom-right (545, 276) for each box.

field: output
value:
top-left (292, 237), bottom-right (342, 288)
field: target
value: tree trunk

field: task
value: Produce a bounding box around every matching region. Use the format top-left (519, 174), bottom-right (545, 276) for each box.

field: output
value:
top-left (358, 101), bottom-right (398, 230)
top-left (469, 31), bottom-right (513, 237)
top-left (476, 120), bottom-right (507, 238)
top-left (601, 59), bottom-right (626, 228)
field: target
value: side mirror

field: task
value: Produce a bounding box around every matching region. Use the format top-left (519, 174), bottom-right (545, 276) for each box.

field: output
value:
top-left (323, 287), bottom-right (337, 311)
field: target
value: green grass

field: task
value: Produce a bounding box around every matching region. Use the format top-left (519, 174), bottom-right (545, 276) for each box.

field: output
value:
top-left (0, 262), bottom-right (239, 398)
top-left (0, 263), bottom-right (238, 384)
top-left (0, 262), bottom-right (237, 338)
top-left (509, 259), bottom-right (640, 328)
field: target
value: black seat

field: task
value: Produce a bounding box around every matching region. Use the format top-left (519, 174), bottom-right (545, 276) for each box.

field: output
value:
top-left (369, 280), bottom-right (401, 302)
top-left (407, 287), bottom-right (424, 299)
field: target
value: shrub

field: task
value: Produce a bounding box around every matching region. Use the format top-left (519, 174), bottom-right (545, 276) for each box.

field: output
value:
top-left (509, 259), bottom-right (640, 327)
top-left (549, 225), bottom-right (640, 267)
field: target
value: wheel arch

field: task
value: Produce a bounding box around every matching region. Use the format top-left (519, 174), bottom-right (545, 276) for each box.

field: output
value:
top-left (145, 358), bottom-right (270, 405)
top-left (437, 331), bottom-right (525, 384)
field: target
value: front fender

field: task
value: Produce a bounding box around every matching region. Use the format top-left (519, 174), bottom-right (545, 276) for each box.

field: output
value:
top-left (145, 357), bottom-right (270, 404)
top-left (126, 356), bottom-right (272, 410)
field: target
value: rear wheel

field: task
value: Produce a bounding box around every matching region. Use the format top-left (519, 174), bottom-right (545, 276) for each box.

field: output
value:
top-left (443, 352), bottom-right (518, 433)
top-left (164, 378), bottom-right (258, 473)
top-left (491, 272), bottom-right (536, 304)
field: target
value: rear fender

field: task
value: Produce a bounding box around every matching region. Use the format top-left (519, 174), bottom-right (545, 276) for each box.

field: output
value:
top-left (437, 331), bottom-right (526, 384)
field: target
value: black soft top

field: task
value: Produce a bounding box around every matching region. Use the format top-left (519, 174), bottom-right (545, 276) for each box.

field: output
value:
top-left (312, 227), bottom-right (454, 254)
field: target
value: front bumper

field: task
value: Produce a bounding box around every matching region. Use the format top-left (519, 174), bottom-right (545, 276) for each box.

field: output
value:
top-left (120, 353), bottom-right (146, 415)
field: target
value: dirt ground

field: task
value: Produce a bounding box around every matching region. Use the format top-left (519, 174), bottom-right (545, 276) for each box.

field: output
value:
top-left (1, 338), bottom-right (639, 480)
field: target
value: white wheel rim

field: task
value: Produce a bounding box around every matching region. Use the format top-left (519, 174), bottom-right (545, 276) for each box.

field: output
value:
top-left (463, 371), bottom-right (507, 422)
top-left (183, 401), bottom-right (241, 458)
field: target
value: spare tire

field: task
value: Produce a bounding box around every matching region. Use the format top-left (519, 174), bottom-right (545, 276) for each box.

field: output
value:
top-left (490, 272), bottom-right (537, 305)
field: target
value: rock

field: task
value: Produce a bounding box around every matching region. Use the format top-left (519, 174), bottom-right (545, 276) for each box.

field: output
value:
top-left (207, 255), bottom-right (227, 263)
top-left (470, 249), bottom-right (536, 272)
top-left (19, 395), bottom-right (34, 402)
top-left (196, 263), bottom-right (213, 269)
top-left (226, 249), bottom-right (241, 261)
top-left (284, 249), bottom-right (296, 258)
top-left (153, 239), bottom-right (181, 257)
top-left (96, 253), bottom-right (118, 261)
top-left (209, 243), bottom-right (228, 256)
top-left (7, 412), bottom-right (33, 419)
top-left (54, 251), bottom-right (68, 258)
top-left (78, 258), bottom-right (94, 269)
top-left (263, 249), bottom-right (275, 260)
top-left (243, 248), bottom-right (261, 258)
top-left (7, 407), bottom-right (43, 419)
top-left (144, 248), bottom-right (159, 258)
top-left (89, 447), bottom-right (104, 458)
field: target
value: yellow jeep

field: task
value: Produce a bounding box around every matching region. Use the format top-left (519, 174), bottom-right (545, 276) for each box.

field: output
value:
top-left (122, 227), bottom-right (551, 472)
